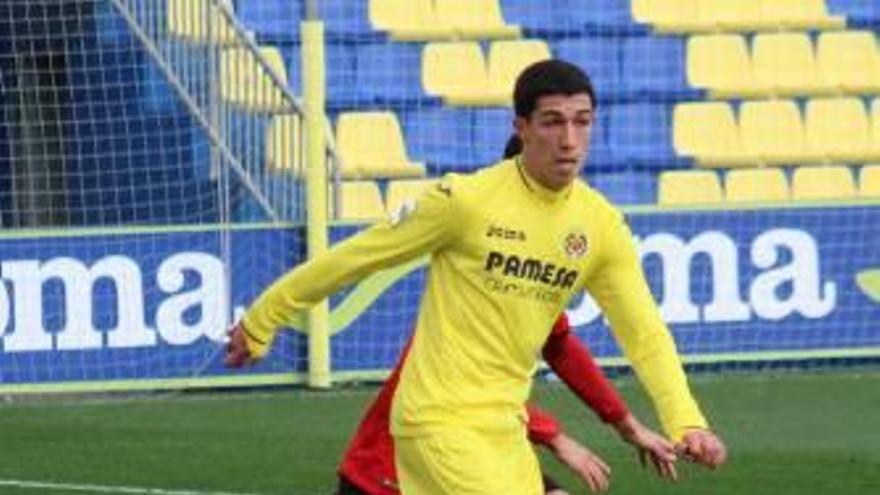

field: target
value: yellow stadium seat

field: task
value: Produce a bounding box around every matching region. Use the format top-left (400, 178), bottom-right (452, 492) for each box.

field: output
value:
top-left (872, 98), bottom-right (880, 157)
top-left (791, 166), bottom-right (857, 201)
top-left (859, 165), bottom-right (880, 197)
top-left (335, 112), bottom-right (426, 179)
top-left (805, 97), bottom-right (873, 163)
top-left (265, 115), bottom-right (303, 174)
top-left (485, 40), bottom-right (552, 105)
top-left (686, 35), bottom-right (766, 99)
top-left (657, 170), bottom-right (723, 206)
top-left (369, 0), bottom-right (453, 41)
top-left (422, 42), bottom-right (496, 106)
top-left (699, 0), bottom-right (772, 32)
top-left (434, 0), bottom-right (521, 40)
top-left (673, 102), bottom-right (756, 167)
top-left (725, 168), bottom-right (790, 203)
top-left (632, 0), bottom-right (707, 33)
top-left (760, 0), bottom-right (845, 31)
top-left (219, 47), bottom-right (288, 111)
top-left (752, 33), bottom-right (830, 97)
top-left (386, 179), bottom-right (440, 215)
top-left (334, 181), bottom-right (387, 222)
top-left (740, 100), bottom-right (811, 166)
top-left (167, 0), bottom-right (238, 44)
top-left (817, 31), bottom-right (880, 95)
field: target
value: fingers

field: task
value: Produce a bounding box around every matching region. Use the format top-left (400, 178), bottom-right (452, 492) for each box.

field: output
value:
top-left (677, 430), bottom-right (728, 469)
top-left (580, 461), bottom-right (610, 493)
top-left (224, 324), bottom-right (253, 368)
top-left (649, 446), bottom-right (678, 481)
top-left (651, 454), bottom-right (679, 482)
top-left (571, 451), bottom-right (610, 493)
top-left (702, 436), bottom-right (727, 468)
top-left (548, 433), bottom-right (612, 493)
top-left (638, 444), bottom-right (678, 482)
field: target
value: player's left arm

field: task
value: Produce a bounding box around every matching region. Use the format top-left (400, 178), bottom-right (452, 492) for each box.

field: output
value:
top-left (543, 315), bottom-right (677, 480)
top-left (584, 213), bottom-right (726, 468)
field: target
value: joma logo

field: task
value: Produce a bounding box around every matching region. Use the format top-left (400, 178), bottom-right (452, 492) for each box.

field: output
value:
top-left (486, 224), bottom-right (527, 242)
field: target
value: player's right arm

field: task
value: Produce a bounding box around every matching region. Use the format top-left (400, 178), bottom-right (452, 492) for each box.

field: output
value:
top-left (234, 181), bottom-right (461, 360)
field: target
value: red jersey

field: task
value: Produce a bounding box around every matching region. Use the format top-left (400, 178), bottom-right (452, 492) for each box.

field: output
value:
top-left (338, 314), bottom-right (627, 495)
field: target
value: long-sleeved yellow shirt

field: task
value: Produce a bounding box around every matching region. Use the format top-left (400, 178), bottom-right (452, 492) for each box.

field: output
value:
top-left (242, 159), bottom-right (707, 441)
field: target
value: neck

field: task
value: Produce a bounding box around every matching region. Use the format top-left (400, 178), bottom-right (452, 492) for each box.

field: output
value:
top-left (515, 157), bottom-right (572, 201)
top-left (517, 156), bottom-right (566, 192)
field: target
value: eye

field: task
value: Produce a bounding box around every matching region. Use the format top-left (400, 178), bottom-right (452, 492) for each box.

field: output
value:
top-left (575, 114), bottom-right (594, 127)
top-left (540, 117), bottom-right (565, 127)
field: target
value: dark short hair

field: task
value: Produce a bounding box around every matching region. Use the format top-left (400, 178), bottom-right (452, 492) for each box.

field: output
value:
top-left (513, 59), bottom-right (596, 118)
top-left (502, 135), bottom-right (523, 159)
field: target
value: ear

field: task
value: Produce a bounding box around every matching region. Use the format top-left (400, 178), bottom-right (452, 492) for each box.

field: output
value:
top-left (513, 116), bottom-right (527, 139)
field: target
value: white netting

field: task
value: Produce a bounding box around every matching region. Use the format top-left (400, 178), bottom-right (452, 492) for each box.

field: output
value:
top-left (0, 0), bottom-right (308, 391)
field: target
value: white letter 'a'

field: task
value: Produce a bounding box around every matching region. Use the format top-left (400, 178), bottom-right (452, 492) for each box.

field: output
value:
top-left (156, 253), bottom-right (226, 346)
top-left (750, 229), bottom-right (836, 320)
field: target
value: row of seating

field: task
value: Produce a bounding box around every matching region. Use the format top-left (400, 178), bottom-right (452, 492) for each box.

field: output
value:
top-left (370, 0), bottom-right (520, 41)
top-left (266, 112), bottom-right (426, 179)
top-left (658, 165), bottom-right (880, 205)
top-left (334, 179), bottom-right (437, 221)
top-left (689, 31), bottom-right (880, 99)
top-left (335, 163), bottom-right (880, 219)
top-left (675, 97), bottom-right (880, 167)
top-left (277, 35), bottom-right (699, 108)
top-left (172, 3), bottom-right (880, 110)
top-left (235, 0), bottom-right (649, 43)
top-left (232, 0), bottom-right (880, 42)
top-left (267, 103), bottom-right (692, 179)
top-left (423, 40), bottom-right (549, 106)
top-left (634, 0), bottom-right (846, 34)
top-left (214, 40), bottom-right (604, 110)
top-left (186, 25), bottom-right (880, 117)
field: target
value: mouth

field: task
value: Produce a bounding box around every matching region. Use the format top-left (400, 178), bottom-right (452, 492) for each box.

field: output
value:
top-left (556, 159), bottom-right (579, 170)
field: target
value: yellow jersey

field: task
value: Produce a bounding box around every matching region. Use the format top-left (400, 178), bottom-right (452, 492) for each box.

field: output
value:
top-left (242, 159), bottom-right (707, 441)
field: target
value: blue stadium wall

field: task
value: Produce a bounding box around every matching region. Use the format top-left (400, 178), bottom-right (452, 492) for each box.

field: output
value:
top-left (0, 205), bottom-right (878, 390)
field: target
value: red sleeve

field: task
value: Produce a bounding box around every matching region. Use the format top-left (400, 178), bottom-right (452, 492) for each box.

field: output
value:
top-left (525, 403), bottom-right (561, 447)
top-left (542, 314), bottom-right (629, 424)
top-left (338, 339), bottom-right (412, 495)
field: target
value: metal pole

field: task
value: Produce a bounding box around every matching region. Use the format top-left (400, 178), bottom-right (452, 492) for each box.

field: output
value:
top-left (302, 2), bottom-right (330, 388)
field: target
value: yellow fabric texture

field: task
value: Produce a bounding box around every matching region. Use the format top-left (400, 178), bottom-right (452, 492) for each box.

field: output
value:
top-left (242, 159), bottom-right (707, 441)
top-left (395, 428), bottom-right (542, 495)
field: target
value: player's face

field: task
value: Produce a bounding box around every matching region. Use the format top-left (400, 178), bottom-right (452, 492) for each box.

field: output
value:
top-left (515, 93), bottom-right (594, 191)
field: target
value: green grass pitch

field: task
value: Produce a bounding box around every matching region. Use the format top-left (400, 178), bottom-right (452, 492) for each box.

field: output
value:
top-left (0, 370), bottom-right (877, 495)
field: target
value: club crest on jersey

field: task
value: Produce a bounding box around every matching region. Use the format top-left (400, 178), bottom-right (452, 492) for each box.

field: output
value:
top-left (562, 231), bottom-right (589, 260)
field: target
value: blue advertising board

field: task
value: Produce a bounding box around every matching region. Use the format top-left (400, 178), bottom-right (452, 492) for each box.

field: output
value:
top-left (1, 205), bottom-right (879, 390)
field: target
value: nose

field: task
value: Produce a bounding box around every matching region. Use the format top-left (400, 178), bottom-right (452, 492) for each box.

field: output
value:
top-left (560, 122), bottom-right (578, 149)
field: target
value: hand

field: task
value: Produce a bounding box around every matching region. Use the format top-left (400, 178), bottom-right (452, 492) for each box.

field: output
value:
top-left (547, 433), bottom-right (611, 493)
top-left (612, 414), bottom-right (678, 481)
top-left (224, 322), bottom-right (254, 368)
top-left (676, 429), bottom-right (727, 469)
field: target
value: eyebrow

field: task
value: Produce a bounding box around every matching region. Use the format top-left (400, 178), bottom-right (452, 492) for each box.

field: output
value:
top-left (535, 108), bottom-right (594, 118)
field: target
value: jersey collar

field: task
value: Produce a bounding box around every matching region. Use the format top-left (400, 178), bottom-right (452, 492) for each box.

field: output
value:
top-left (514, 156), bottom-right (574, 203)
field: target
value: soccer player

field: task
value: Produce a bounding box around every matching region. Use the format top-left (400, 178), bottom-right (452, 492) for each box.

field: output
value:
top-left (335, 314), bottom-right (677, 495)
top-left (226, 59), bottom-right (726, 494)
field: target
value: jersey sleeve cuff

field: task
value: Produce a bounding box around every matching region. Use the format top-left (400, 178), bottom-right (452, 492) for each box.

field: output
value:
top-left (241, 315), bottom-right (272, 358)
